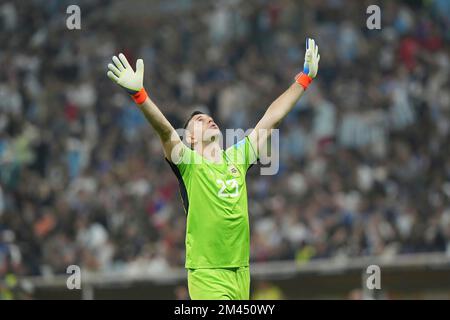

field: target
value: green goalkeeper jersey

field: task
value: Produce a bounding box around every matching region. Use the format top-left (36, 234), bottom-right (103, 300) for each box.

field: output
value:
top-left (167, 137), bottom-right (258, 269)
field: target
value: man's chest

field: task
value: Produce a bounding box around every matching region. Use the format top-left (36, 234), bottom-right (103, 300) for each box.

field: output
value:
top-left (194, 163), bottom-right (246, 200)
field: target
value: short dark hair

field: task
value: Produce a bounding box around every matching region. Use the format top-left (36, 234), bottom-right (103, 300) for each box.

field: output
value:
top-left (183, 110), bottom-right (207, 129)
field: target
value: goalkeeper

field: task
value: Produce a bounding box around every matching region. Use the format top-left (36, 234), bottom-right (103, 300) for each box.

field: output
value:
top-left (107, 38), bottom-right (320, 300)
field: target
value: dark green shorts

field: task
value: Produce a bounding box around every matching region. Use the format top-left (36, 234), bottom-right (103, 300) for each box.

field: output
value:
top-left (187, 266), bottom-right (250, 300)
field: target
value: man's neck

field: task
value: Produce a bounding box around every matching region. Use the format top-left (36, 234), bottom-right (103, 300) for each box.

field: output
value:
top-left (194, 141), bottom-right (223, 163)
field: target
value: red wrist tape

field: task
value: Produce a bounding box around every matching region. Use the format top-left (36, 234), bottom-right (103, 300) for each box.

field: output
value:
top-left (295, 72), bottom-right (313, 90)
top-left (131, 88), bottom-right (148, 105)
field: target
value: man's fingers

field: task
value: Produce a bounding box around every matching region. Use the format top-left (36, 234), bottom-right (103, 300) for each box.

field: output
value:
top-left (107, 71), bottom-right (119, 82)
top-left (304, 39), bottom-right (310, 58)
top-left (136, 59), bottom-right (144, 76)
top-left (317, 53), bottom-right (321, 64)
top-left (108, 63), bottom-right (121, 77)
top-left (112, 55), bottom-right (124, 71)
top-left (119, 53), bottom-right (132, 70)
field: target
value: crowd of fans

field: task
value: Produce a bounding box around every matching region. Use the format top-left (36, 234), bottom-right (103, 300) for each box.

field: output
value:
top-left (1, 0), bottom-right (449, 292)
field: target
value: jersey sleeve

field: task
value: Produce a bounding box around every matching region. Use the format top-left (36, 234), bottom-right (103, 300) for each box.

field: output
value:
top-left (165, 144), bottom-right (197, 215)
top-left (226, 136), bottom-right (258, 171)
top-left (169, 143), bottom-right (197, 177)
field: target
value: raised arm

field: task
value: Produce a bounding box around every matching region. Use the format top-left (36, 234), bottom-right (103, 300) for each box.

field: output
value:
top-left (248, 38), bottom-right (320, 154)
top-left (107, 53), bottom-right (182, 162)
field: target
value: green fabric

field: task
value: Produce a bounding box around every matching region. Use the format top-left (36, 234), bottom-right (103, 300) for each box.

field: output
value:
top-left (187, 266), bottom-right (250, 300)
top-left (170, 136), bottom-right (258, 269)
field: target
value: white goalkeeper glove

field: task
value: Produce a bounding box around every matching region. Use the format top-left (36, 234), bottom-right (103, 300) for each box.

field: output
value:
top-left (107, 53), bottom-right (148, 104)
top-left (296, 38), bottom-right (320, 89)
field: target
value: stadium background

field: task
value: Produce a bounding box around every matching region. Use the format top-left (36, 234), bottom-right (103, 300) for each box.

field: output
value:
top-left (0, 0), bottom-right (450, 299)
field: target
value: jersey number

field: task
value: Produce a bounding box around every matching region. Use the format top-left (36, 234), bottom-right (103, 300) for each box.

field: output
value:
top-left (217, 179), bottom-right (239, 198)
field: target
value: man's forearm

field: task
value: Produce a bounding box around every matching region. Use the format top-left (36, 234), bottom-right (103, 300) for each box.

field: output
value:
top-left (263, 82), bottom-right (304, 128)
top-left (137, 96), bottom-right (183, 161)
top-left (249, 82), bottom-right (305, 154)
top-left (137, 97), bottom-right (175, 142)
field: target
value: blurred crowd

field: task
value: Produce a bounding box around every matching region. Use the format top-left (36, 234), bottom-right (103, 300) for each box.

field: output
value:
top-left (1, 0), bottom-right (450, 291)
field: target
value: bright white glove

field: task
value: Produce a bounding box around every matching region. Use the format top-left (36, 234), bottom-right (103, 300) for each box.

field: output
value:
top-left (303, 38), bottom-right (320, 79)
top-left (107, 53), bottom-right (144, 95)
